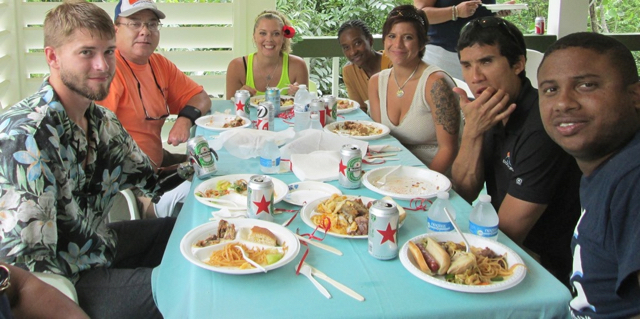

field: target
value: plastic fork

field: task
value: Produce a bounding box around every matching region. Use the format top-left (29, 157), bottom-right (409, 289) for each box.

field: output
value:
top-left (297, 264), bottom-right (331, 299)
top-left (235, 245), bottom-right (267, 273)
top-left (375, 165), bottom-right (401, 187)
top-left (443, 207), bottom-right (471, 253)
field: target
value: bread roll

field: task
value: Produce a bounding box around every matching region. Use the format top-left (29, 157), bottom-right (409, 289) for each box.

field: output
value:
top-left (248, 226), bottom-right (277, 246)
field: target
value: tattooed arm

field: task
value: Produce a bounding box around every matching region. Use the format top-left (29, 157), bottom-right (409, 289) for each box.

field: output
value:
top-left (424, 72), bottom-right (461, 174)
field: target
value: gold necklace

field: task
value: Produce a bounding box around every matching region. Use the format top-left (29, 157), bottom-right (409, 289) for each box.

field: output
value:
top-left (393, 64), bottom-right (420, 97)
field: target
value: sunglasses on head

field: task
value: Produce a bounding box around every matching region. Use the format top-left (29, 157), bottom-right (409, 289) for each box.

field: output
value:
top-left (461, 16), bottom-right (520, 46)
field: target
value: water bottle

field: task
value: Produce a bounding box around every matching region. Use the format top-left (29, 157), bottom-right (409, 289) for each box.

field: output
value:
top-left (259, 140), bottom-right (281, 174)
top-left (427, 191), bottom-right (456, 233)
top-left (294, 84), bottom-right (312, 132)
top-left (294, 84), bottom-right (312, 111)
top-left (308, 99), bottom-right (323, 130)
top-left (308, 113), bottom-right (323, 130)
top-left (469, 194), bottom-right (499, 240)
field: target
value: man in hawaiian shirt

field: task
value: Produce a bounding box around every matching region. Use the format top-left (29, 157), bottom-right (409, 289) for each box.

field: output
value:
top-left (0, 1), bottom-right (172, 318)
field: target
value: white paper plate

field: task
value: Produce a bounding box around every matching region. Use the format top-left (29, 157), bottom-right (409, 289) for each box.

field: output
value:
top-left (180, 219), bottom-right (300, 274)
top-left (284, 181), bottom-right (342, 206)
top-left (400, 232), bottom-right (526, 293)
top-left (195, 114), bottom-right (251, 131)
top-left (336, 98), bottom-right (360, 114)
top-left (483, 3), bottom-right (527, 12)
top-left (249, 95), bottom-right (294, 111)
top-left (363, 166), bottom-right (452, 200)
top-left (194, 174), bottom-right (288, 210)
top-left (324, 120), bottom-right (390, 140)
top-left (300, 195), bottom-right (405, 239)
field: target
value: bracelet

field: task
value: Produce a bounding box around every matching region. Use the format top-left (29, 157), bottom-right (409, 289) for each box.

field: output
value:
top-left (452, 5), bottom-right (458, 21)
top-left (178, 105), bottom-right (201, 125)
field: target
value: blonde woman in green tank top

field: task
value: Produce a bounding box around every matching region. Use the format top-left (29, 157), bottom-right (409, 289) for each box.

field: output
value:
top-left (225, 10), bottom-right (309, 100)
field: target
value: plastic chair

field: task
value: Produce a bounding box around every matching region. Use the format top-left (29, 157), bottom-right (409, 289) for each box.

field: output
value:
top-left (33, 272), bottom-right (78, 303)
top-left (525, 49), bottom-right (544, 89)
top-left (108, 189), bottom-right (141, 222)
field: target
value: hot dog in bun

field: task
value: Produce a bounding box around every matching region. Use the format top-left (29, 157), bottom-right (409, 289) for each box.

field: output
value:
top-left (408, 237), bottom-right (451, 275)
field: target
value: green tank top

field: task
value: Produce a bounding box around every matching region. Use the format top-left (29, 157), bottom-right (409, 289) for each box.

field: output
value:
top-left (246, 53), bottom-right (290, 95)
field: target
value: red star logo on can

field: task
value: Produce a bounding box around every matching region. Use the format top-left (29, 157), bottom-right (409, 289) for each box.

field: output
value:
top-left (377, 223), bottom-right (397, 244)
top-left (339, 160), bottom-right (347, 176)
top-left (253, 195), bottom-right (271, 215)
top-left (235, 100), bottom-right (245, 112)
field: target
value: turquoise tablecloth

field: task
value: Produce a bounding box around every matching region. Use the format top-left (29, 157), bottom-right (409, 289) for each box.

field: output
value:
top-left (152, 100), bottom-right (571, 319)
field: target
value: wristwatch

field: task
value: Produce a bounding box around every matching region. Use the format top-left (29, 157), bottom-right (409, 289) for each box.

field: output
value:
top-left (178, 105), bottom-right (201, 126)
top-left (0, 265), bottom-right (10, 294)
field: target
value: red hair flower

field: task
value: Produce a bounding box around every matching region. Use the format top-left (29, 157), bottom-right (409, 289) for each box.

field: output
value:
top-left (283, 25), bottom-right (295, 39)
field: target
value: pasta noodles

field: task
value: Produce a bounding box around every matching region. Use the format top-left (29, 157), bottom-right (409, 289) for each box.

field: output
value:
top-left (440, 241), bottom-right (525, 285)
top-left (205, 243), bottom-right (286, 269)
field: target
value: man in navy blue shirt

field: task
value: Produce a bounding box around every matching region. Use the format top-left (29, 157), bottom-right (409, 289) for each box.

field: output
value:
top-left (538, 32), bottom-right (640, 318)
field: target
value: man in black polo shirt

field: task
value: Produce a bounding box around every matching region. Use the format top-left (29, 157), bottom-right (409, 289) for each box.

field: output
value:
top-left (451, 17), bottom-right (581, 286)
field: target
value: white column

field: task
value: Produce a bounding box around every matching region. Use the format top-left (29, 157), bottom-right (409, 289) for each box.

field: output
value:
top-left (547, 0), bottom-right (588, 38)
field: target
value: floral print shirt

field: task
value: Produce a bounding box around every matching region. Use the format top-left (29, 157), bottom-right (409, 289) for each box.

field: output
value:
top-left (0, 79), bottom-right (157, 282)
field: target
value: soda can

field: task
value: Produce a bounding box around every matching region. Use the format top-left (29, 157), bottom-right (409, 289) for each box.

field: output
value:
top-left (339, 144), bottom-right (362, 189)
top-left (257, 101), bottom-right (274, 131)
top-left (309, 99), bottom-right (326, 127)
top-left (247, 175), bottom-right (274, 222)
top-left (368, 199), bottom-right (400, 260)
top-left (187, 136), bottom-right (218, 180)
top-left (234, 89), bottom-right (251, 118)
top-left (322, 95), bottom-right (338, 120)
top-left (266, 87), bottom-right (281, 115)
top-left (535, 16), bottom-right (545, 35)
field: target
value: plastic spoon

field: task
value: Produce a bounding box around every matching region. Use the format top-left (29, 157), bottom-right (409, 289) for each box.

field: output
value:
top-left (235, 245), bottom-right (267, 273)
top-left (443, 207), bottom-right (471, 253)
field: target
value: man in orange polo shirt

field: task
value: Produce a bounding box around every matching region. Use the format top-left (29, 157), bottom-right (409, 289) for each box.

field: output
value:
top-left (98, 0), bottom-right (211, 218)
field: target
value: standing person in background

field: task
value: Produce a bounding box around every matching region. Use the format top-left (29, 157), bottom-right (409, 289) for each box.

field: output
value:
top-left (97, 0), bottom-right (211, 219)
top-left (414, 0), bottom-right (514, 80)
top-left (226, 10), bottom-right (308, 99)
top-left (338, 20), bottom-right (393, 113)
top-left (537, 32), bottom-right (640, 318)
top-left (0, 1), bottom-right (175, 317)
top-left (451, 16), bottom-right (581, 287)
top-left (369, 5), bottom-right (461, 175)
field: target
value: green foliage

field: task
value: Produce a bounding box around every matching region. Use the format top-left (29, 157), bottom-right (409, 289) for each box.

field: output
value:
top-left (278, 0), bottom-right (409, 95)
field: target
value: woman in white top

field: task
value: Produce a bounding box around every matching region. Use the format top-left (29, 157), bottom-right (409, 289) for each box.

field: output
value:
top-left (369, 5), bottom-right (461, 174)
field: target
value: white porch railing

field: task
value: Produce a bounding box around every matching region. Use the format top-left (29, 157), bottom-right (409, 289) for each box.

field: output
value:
top-left (0, 0), bottom-right (275, 109)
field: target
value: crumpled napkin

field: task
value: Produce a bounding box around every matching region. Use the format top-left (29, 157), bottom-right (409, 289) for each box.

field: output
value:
top-left (368, 144), bottom-right (402, 153)
top-left (290, 150), bottom-right (341, 181)
top-left (208, 127), bottom-right (296, 159)
top-left (279, 130), bottom-right (368, 160)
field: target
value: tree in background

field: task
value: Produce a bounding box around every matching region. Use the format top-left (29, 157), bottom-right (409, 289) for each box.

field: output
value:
top-left (278, 0), bottom-right (554, 96)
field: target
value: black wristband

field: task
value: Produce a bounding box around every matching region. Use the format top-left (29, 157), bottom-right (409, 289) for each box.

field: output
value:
top-left (178, 105), bottom-right (201, 125)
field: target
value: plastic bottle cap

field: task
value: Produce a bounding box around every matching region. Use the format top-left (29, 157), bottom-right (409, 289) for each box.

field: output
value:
top-left (479, 194), bottom-right (492, 203)
top-left (436, 191), bottom-right (449, 200)
top-left (298, 84), bottom-right (307, 90)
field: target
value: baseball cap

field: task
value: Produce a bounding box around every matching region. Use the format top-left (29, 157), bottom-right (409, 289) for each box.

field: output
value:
top-left (114, 0), bottom-right (166, 21)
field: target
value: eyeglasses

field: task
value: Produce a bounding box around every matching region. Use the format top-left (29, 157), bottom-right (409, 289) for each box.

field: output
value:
top-left (120, 53), bottom-right (170, 120)
top-left (461, 16), bottom-right (520, 46)
top-left (118, 21), bottom-right (162, 32)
